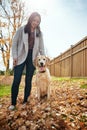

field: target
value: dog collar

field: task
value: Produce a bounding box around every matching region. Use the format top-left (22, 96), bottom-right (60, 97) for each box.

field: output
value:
top-left (39, 70), bottom-right (46, 73)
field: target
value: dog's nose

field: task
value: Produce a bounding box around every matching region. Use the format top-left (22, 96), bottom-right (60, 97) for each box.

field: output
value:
top-left (40, 62), bottom-right (43, 66)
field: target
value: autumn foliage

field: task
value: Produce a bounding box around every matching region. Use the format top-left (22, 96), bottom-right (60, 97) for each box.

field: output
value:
top-left (0, 0), bottom-right (26, 71)
top-left (0, 76), bottom-right (87, 130)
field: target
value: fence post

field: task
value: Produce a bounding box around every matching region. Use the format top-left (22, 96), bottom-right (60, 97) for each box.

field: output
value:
top-left (70, 45), bottom-right (73, 78)
top-left (54, 58), bottom-right (55, 76)
top-left (83, 40), bottom-right (86, 76)
top-left (60, 53), bottom-right (62, 77)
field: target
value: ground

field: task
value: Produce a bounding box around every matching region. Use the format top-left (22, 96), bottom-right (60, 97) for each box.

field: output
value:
top-left (0, 76), bottom-right (87, 130)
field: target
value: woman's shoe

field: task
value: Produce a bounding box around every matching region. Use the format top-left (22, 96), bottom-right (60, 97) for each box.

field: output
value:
top-left (8, 105), bottom-right (16, 110)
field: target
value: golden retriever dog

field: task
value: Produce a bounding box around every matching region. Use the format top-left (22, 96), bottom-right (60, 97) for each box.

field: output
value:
top-left (34, 55), bottom-right (51, 101)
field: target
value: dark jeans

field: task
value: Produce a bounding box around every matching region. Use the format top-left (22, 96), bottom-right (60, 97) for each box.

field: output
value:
top-left (11, 50), bottom-right (35, 105)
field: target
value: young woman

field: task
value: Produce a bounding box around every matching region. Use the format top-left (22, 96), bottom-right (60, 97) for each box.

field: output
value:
top-left (9, 12), bottom-right (45, 110)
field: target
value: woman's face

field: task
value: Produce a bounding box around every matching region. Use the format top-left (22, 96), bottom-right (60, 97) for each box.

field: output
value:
top-left (31, 16), bottom-right (40, 30)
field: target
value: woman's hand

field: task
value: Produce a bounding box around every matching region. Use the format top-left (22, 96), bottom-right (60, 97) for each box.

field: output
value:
top-left (13, 58), bottom-right (18, 67)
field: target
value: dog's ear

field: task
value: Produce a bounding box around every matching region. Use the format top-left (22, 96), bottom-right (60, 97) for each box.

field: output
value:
top-left (33, 56), bottom-right (39, 67)
top-left (46, 57), bottom-right (51, 66)
top-left (33, 58), bottom-right (37, 67)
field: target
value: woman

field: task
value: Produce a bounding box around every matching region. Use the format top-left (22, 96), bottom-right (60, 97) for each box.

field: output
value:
top-left (9, 12), bottom-right (45, 110)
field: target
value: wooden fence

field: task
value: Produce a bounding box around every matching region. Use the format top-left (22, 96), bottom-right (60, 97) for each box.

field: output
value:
top-left (48, 36), bottom-right (87, 77)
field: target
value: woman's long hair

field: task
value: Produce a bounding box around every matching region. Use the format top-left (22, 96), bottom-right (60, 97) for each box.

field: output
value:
top-left (24, 12), bottom-right (41, 37)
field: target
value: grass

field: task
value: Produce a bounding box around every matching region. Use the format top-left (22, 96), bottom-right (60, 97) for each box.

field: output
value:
top-left (80, 83), bottom-right (87, 89)
top-left (0, 76), bottom-right (87, 97)
top-left (0, 85), bottom-right (11, 97)
top-left (52, 76), bottom-right (87, 82)
top-left (0, 85), bottom-right (24, 97)
top-left (52, 76), bottom-right (87, 88)
top-left (52, 76), bottom-right (70, 81)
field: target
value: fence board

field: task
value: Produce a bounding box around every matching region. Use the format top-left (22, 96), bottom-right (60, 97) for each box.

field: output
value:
top-left (49, 36), bottom-right (87, 77)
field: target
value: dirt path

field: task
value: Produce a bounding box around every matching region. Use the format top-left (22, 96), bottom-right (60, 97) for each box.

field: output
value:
top-left (0, 76), bottom-right (87, 130)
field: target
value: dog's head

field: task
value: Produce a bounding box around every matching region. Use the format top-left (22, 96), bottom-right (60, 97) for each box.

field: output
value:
top-left (34, 55), bottom-right (50, 72)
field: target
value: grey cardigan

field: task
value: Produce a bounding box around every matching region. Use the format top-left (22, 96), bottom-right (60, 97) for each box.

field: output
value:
top-left (12, 26), bottom-right (45, 65)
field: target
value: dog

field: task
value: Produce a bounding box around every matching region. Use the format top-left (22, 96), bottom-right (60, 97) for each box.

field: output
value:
top-left (34, 55), bottom-right (51, 101)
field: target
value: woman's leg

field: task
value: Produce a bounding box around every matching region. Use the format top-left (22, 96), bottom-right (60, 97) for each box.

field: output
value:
top-left (11, 62), bottom-right (25, 105)
top-left (23, 50), bottom-right (35, 103)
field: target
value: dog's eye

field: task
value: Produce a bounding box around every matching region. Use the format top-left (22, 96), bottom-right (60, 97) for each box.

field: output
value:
top-left (43, 58), bottom-right (46, 61)
top-left (39, 59), bottom-right (40, 61)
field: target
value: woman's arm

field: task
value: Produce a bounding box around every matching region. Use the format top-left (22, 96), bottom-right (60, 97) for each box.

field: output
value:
top-left (12, 27), bottom-right (21, 59)
top-left (39, 32), bottom-right (45, 55)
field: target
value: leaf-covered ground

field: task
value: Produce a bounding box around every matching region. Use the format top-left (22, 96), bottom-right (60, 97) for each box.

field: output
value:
top-left (0, 76), bottom-right (87, 130)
